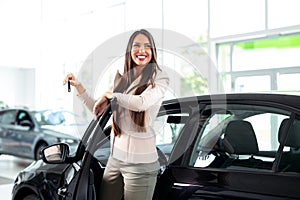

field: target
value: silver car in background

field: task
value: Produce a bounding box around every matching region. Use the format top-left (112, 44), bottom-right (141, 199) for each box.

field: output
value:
top-left (0, 108), bottom-right (83, 160)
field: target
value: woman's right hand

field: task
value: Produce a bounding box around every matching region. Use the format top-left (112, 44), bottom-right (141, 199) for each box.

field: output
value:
top-left (63, 73), bottom-right (78, 87)
top-left (63, 73), bottom-right (86, 95)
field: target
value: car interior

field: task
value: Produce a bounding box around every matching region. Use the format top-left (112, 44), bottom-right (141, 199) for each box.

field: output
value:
top-left (186, 102), bottom-right (300, 176)
top-left (217, 120), bottom-right (273, 170)
top-left (16, 111), bottom-right (33, 127)
top-left (277, 119), bottom-right (300, 173)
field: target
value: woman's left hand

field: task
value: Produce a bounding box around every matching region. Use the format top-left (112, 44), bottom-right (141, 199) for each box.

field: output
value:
top-left (93, 92), bottom-right (113, 119)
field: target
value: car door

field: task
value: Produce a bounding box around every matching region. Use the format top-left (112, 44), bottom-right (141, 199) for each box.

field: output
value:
top-left (0, 109), bottom-right (18, 154)
top-left (62, 104), bottom-right (113, 200)
top-left (11, 110), bottom-right (37, 157)
top-left (164, 103), bottom-right (300, 199)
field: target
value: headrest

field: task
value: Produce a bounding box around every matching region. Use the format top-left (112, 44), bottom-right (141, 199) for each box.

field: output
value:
top-left (278, 119), bottom-right (300, 148)
top-left (222, 120), bottom-right (259, 155)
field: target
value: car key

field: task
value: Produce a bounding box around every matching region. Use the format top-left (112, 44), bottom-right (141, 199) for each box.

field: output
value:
top-left (68, 80), bottom-right (71, 92)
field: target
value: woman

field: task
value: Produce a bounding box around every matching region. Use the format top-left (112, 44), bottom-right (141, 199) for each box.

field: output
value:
top-left (63, 29), bottom-right (169, 200)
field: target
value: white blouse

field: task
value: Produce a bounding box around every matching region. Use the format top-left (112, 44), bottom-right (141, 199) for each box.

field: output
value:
top-left (78, 70), bottom-right (169, 164)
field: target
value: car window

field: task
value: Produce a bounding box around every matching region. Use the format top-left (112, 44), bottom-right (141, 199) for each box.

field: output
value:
top-left (33, 110), bottom-right (87, 127)
top-left (190, 104), bottom-right (291, 172)
top-left (32, 111), bottom-right (50, 125)
top-left (32, 110), bottom-right (65, 125)
top-left (246, 113), bottom-right (286, 152)
top-left (17, 111), bottom-right (32, 125)
top-left (277, 116), bottom-right (300, 173)
top-left (0, 110), bottom-right (17, 124)
top-left (46, 112), bottom-right (65, 125)
top-left (155, 114), bottom-right (188, 161)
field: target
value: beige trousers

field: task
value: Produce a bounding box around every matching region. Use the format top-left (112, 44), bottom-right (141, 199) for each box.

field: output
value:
top-left (99, 156), bottom-right (159, 200)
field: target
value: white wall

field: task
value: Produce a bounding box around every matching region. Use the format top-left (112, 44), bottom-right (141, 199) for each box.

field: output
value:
top-left (0, 67), bottom-right (35, 108)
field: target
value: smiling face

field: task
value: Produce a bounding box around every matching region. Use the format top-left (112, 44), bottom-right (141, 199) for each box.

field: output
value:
top-left (131, 33), bottom-right (152, 67)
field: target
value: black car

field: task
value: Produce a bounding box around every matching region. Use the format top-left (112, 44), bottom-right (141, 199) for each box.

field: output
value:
top-left (11, 93), bottom-right (300, 199)
top-left (0, 108), bottom-right (80, 160)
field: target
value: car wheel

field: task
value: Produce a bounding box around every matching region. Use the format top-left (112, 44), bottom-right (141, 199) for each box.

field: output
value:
top-left (23, 194), bottom-right (40, 200)
top-left (35, 142), bottom-right (48, 160)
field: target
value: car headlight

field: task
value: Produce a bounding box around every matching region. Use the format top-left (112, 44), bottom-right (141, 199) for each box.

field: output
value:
top-left (57, 138), bottom-right (77, 144)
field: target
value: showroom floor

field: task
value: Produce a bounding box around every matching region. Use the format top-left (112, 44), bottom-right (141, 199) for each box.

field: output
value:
top-left (0, 155), bottom-right (32, 199)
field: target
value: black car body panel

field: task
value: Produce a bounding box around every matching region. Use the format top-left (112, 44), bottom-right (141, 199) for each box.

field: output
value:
top-left (11, 94), bottom-right (300, 199)
top-left (13, 160), bottom-right (71, 200)
top-left (162, 167), bottom-right (300, 199)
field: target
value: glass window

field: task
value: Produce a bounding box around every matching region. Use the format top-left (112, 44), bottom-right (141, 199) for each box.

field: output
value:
top-left (232, 35), bottom-right (300, 71)
top-left (125, 0), bottom-right (162, 30)
top-left (268, 0), bottom-right (300, 29)
top-left (278, 73), bottom-right (300, 95)
top-left (218, 34), bottom-right (300, 93)
top-left (277, 117), bottom-right (300, 173)
top-left (17, 111), bottom-right (31, 124)
top-left (246, 113), bottom-right (286, 151)
top-left (163, 0), bottom-right (208, 42)
top-left (155, 114), bottom-right (188, 161)
top-left (0, 110), bottom-right (17, 125)
top-left (95, 49), bottom-right (208, 100)
top-left (190, 104), bottom-right (290, 172)
top-left (217, 44), bottom-right (232, 72)
top-left (158, 50), bottom-right (208, 97)
top-left (222, 74), bottom-right (232, 93)
top-left (235, 75), bottom-right (270, 92)
top-left (210, 0), bottom-right (265, 38)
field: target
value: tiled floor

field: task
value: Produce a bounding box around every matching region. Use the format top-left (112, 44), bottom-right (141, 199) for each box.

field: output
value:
top-left (0, 184), bottom-right (13, 199)
top-left (0, 155), bottom-right (32, 200)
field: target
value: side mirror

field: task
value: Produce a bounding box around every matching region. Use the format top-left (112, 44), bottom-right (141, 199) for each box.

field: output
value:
top-left (41, 143), bottom-right (70, 164)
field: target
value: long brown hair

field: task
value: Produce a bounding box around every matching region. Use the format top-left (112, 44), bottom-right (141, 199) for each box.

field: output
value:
top-left (112, 29), bottom-right (161, 136)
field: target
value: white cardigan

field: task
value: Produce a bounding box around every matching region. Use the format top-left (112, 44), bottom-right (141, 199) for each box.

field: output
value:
top-left (78, 70), bottom-right (169, 163)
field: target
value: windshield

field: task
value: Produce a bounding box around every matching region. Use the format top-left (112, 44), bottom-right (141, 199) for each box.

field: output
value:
top-left (31, 110), bottom-right (87, 126)
top-left (32, 110), bottom-right (64, 125)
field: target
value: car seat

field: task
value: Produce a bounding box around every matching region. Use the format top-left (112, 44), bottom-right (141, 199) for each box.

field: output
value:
top-left (277, 119), bottom-right (300, 172)
top-left (220, 120), bottom-right (263, 169)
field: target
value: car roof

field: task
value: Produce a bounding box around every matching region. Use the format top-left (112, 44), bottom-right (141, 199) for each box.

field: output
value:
top-left (162, 93), bottom-right (300, 112)
top-left (0, 107), bottom-right (28, 112)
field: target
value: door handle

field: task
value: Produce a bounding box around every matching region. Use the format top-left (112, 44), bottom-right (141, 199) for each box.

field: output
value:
top-left (7, 130), bottom-right (16, 137)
